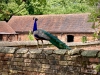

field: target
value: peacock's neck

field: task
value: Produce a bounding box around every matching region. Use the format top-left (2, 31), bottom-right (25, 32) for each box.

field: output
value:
top-left (33, 20), bottom-right (37, 32)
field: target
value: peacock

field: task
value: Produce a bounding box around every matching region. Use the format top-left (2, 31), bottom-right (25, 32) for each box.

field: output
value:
top-left (33, 17), bottom-right (71, 50)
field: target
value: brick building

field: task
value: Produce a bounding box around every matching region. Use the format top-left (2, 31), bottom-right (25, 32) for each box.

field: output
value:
top-left (0, 21), bottom-right (17, 41)
top-left (7, 13), bottom-right (95, 42)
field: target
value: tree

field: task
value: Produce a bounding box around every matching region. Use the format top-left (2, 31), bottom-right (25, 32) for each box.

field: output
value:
top-left (43, 0), bottom-right (92, 14)
top-left (0, 0), bottom-right (28, 21)
top-left (86, 0), bottom-right (100, 40)
top-left (0, 0), bottom-right (93, 21)
top-left (0, 0), bottom-right (47, 21)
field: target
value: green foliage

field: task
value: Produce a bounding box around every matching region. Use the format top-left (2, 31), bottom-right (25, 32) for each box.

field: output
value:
top-left (44, 0), bottom-right (92, 14)
top-left (0, 0), bottom-right (46, 21)
top-left (93, 32), bottom-right (98, 40)
top-left (82, 36), bottom-right (87, 43)
top-left (86, 0), bottom-right (100, 22)
top-left (96, 64), bottom-right (100, 72)
top-left (86, 0), bottom-right (100, 41)
top-left (0, 0), bottom-right (28, 21)
top-left (28, 31), bottom-right (34, 41)
top-left (0, 0), bottom-right (93, 21)
top-left (86, 0), bottom-right (99, 6)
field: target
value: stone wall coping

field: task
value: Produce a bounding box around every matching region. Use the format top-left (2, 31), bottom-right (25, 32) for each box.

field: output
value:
top-left (0, 41), bottom-right (50, 47)
top-left (0, 41), bottom-right (100, 47)
top-left (0, 47), bottom-right (100, 57)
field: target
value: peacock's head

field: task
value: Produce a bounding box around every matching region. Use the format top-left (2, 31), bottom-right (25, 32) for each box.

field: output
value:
top-left (33, 17), bottom-right (38, 21)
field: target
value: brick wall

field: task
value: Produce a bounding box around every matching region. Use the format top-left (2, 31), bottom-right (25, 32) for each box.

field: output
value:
top-left (0, 47), bottom-right (100, 75)
top-left (2, 33), bottom-right (93, 42)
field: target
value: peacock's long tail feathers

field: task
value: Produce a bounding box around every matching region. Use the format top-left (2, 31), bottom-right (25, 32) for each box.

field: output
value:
top-left (43, 30), bottom-right (71, 50)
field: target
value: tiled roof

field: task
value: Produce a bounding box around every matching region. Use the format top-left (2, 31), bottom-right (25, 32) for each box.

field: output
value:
top-left (0, 21), bottom-right (16, 34)
top-left (8, 13), bottom-right (94, 33)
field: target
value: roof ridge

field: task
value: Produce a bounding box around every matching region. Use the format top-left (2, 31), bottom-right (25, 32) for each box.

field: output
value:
top-left (11, 13), bottom-right (90, 17)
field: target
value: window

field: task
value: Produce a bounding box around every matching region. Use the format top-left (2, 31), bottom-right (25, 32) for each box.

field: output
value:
top-left (67, 35), bottom-right (74, 42)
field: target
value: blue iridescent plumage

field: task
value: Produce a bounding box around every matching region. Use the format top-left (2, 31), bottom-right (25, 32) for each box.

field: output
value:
top-left (33, 18), bottom-right (37, 31)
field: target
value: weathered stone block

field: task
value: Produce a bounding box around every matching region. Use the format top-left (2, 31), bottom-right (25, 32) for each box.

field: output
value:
top-left (38, 53), bottom-right (46, 59)
top-left (24, 62), bottom-right (31, 67)
top-left (13, 62), bottom-right (17, 66)
top-left (12, 58), bottom-right (23, 62)
top-left (38, 72), bottom-right (46, 75)
top-left (35, 60), bottom-right (41, 64)
top-left (16, 48), bottom-right (28, 54)
top-left (26, 67), bottom-right (34, 71)
top-left (50, 65), bottom-right (60, 70)
top-left (29, 54), bottom-right (36, 58)
top-left (17, 62), bottom-right (24, 66)
top-left (46, 55), bottom-right (55, 60)
top-left (59, 66), bottom-right (68, 73)
top-left (65, 56), bottom-right (72, 61)
top-left (22, 53), bottom-right (29, 58)
top-left (0, 63), bottom-right (3, 68)
top-left (53, 50), bottom-right (67, 54)
top-left (35, 54), bottom-right (43, 59)
top-left (67, 61), bottom-right (74, 65)
top-left (15, 54), bottom-right (22, 58)
top-left (98, 52), bottom-right (100, 57)
top-left (1, 72), bottom-right (8, 75)
top-left (27, 67), bottom-right (39, 72)
top-left (23, 71), bottom-right (37, 75)
top-left (60, 55), bottom-right (65, 61)
top-left (7, 61), bottom-right (10, 65)
top-left (39, 59), bottom-right (49, 64)
top-left (43, 49), bottom-right (53, 54)
top-left (29, 49), bottom-right (42, 54)
top-left (31, 59), bottom-right (36, 64)
top-left (24, 59), bottom-right (31, 63)
top-left (0, 47), bottom-right (17, 54)
top-left (82, 57), bottom-right (88, 61)
top-left (54, 55), bottom-right (60, 60)
top-left (89, 58), bottom-right (100, 63)
top-left (0, 47), bottom-right (4, 50)
top-left (42, 64), bottom-right (50, 69)
top-left (42, 68), bottom-right (54, 73)
top-left (3, 54), bottom-right (13, 61)
top-left (9, 69), bottom-right (18, 74)
top-left (70, 55), bottom-right (81, 61)
top-left (3, 65), bottom-right (9, 69)
top-left (81, 50), bottom-right (99, 57)
top-left (49, 60), bottom-right (59, 65)
top-left (2, 68), bottom-right (9, 72)
top-left (68, 48), bottom-right (83, 56)
top-left (59, 61), bottom-right (68, 65)
top-left (0, 53), bottom-right (6, 57)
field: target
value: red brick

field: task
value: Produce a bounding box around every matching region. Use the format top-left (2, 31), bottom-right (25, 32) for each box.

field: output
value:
top-left (89, 58), bottom-right (100, 63)
top-left (0, 53), bottom-right (5, 57)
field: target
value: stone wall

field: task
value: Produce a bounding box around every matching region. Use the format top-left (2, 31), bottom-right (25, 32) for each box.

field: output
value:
top-left (0, 47), bottom-right (100, 75)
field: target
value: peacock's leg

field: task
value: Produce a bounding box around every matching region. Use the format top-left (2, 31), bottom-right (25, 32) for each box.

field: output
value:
top-left (41, 40), bottom-right (44, 49)
top-left (37, 40), bottom-right (39, 49)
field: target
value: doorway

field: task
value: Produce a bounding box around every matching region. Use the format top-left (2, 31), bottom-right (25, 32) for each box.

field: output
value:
top-left (67, 35), bottom-right (74, 42)
top-left (0, 35), bottom-right (2, 41)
